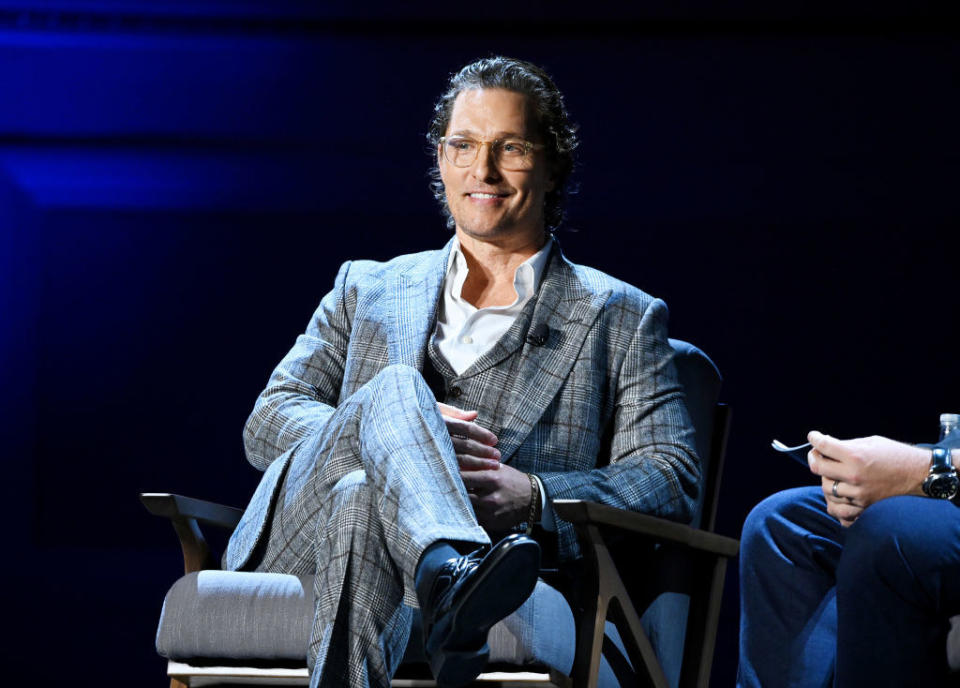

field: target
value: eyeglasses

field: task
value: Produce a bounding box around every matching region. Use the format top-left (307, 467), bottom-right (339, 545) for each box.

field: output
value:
top-left (439, 135), bottom-right (545, 171)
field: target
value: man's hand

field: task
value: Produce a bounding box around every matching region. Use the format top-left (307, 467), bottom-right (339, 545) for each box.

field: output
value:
top-left (437, 403), bottom-right (531, 529)
top-left (438, 402), bottom-right (501, 470)
top-left (806, 430), bottom-right (930, 527)
top-left (460, 463), bottom-right (532, 530)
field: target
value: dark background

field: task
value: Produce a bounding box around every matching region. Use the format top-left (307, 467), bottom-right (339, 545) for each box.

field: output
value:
top-left (1, 1), bottom-right (957, 685)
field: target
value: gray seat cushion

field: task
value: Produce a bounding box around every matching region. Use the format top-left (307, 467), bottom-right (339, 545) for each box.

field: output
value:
top-left (949, 616), bottom-right (960, 671)
top-left (156, 571), bottom-right (575, 674)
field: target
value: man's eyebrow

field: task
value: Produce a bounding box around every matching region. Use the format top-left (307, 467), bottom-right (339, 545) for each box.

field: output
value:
top-left (447, 129), bottom-right (529, 139)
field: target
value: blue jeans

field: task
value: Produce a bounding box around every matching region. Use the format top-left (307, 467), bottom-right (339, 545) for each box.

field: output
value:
top-left (738, 486), bottom-right (960, 687)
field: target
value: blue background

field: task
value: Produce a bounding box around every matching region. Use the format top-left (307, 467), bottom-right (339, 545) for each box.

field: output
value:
top-left (1, 1), bottom-right (958, 684)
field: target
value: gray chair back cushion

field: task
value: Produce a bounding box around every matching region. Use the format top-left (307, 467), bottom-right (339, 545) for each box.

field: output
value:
top-left (641, 340), bottom-right (721, 688)
top-left (667, 338), bottom-right (722, 531)
top-left (949, 617), bottom-right (960, 671)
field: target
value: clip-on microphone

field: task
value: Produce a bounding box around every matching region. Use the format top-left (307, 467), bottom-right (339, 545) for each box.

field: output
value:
top-left (526, 323), bottom-right (549, 346)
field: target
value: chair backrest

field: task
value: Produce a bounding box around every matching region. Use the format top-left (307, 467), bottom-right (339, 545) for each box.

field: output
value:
top-left (667, 338), bottom-right (728, 532)
top-left (632, 339), bottom-right (730, 688)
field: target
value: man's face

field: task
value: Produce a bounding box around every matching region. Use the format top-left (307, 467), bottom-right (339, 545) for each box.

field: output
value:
top-left (439, 88), bottom-right (554, 244)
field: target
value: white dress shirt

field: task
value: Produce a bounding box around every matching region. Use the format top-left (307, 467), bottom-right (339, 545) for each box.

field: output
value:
top-left (431, 237), bottom-right (556, 530)
top-left (433, 237), bottom-right (550, 375)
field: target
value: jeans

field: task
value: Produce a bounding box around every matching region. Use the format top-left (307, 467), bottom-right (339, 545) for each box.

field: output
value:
top-left (738, 486), bottom-right (960, 687)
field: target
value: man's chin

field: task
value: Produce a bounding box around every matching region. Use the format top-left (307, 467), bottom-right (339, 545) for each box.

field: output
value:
top-left (454, 222), bottom-right (508, 241)
top-left (454, 215), bottom-right (541, 240)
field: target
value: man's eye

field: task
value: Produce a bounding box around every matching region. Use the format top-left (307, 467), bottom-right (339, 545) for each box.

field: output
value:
top-left (500, 141), bottom-right (525, 155)
top-left (449, 139), bottom-right (476, 151)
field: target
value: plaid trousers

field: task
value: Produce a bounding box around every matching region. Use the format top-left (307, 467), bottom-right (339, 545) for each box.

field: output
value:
top-left (254, 364), bottom-right (490, 688)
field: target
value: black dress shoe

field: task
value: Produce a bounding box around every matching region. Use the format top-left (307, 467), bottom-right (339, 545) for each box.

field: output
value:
top-left (420, 534), bottom-right (541, 687)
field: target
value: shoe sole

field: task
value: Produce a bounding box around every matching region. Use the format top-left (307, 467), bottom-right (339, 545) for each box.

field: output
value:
top-left (427, 536), bottom-right (541, 687)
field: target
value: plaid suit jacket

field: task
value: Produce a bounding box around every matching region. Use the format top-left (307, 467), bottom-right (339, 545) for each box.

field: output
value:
top-left (225, 237), bottom-right (699, 571)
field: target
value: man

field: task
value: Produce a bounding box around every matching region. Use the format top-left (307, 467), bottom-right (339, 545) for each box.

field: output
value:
top-left (738, 428), bottom-right (960, 687)
top-left (224, 56), bottom-right (699, 688)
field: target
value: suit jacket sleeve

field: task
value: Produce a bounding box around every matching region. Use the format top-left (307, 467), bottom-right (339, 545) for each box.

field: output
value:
top-left (535, 298), bottom-right (701, 556)
top-left (242, 261), bottom-right (355, 472)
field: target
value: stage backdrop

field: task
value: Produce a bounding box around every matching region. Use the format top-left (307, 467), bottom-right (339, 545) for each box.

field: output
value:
top-left (1, 2), bottom-right (957, 685)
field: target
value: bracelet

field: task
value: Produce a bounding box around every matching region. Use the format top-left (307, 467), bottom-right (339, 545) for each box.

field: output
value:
top-left (526, 473), bottom-right (541, 535)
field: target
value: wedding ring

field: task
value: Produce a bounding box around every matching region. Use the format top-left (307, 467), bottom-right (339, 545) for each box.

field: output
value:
top-left (832, 480), bottom-right (840, 499)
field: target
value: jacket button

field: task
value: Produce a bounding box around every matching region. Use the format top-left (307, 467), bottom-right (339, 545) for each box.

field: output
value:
top-left (449, 386), bottom-right (463, 399)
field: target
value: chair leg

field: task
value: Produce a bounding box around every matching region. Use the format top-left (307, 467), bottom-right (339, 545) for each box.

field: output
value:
top-left (572, 524), bottom-right (670, 688)
top-left (575, 585), bottom-right (610, 688)
top-left (679, 555), bottom-right (728, 688)
top-left (606, 596), bottom-right (666, 688)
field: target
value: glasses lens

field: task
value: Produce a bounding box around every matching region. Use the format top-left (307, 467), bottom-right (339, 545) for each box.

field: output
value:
top-left (443, 137), bottom-right (476, 167)
top-left (495, 140), bottom-right (531, 170)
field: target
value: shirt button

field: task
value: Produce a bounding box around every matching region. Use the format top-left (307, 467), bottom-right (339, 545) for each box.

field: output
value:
top-left (460, 335), bottom-right (473, 344)
top-left (449, 386), bottom-right (463, 399)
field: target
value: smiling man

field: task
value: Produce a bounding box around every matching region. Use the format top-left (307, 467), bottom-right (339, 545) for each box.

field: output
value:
top-left (224, 57), bottom-right (699, 688)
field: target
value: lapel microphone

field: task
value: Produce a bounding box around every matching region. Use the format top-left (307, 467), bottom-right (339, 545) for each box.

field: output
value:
top-left (526, 323), bottom-right (549, 346)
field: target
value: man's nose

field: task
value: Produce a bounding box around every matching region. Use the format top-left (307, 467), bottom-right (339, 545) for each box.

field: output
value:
top-left (471, 142), bottom-right (501, 181)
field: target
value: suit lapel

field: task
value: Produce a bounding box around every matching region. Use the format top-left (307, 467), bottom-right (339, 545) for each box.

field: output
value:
top-left (388, 240), bottom-right (452, 369)
top-left (470, 243), bottom-right (612, 463)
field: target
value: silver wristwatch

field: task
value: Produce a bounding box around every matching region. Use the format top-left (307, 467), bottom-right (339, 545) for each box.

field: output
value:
top-left (922, 447), bottom-right (959, 500)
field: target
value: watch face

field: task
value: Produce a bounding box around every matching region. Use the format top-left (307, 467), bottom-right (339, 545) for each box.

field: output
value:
top-left (925, 473), bottom-right (960, 500)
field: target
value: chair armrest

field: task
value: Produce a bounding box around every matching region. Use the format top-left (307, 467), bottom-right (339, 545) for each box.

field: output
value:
top-left (140, 493), bottom-right (243, 573)
top-left (140, 493), bottom-right (243, 530)
top-left (553, 499), bottom-right (739, 558)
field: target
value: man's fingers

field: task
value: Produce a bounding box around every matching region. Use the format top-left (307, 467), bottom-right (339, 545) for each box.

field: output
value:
top-left (457, 454), bottom-right (500, 471)
top-left (444, 417), bottom-right (498, 446)
top-left (809, 446), bottom-right (856, 483)
top-left (808, 430), bottom-right (848, 464)
top-left (821, 476), bottom-right (863, 506)
top-left (452, 436), bottom-right (500, 460)
top-left (438, 403), bottom-right (499, 447)
top-left (827, 500), bottom-right (863, 527)
top-left (438, 402), bottom-right (478, 421)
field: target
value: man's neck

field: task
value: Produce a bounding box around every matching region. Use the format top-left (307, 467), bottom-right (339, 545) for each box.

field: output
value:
top-left (455, 230), bottom-right (548, 309)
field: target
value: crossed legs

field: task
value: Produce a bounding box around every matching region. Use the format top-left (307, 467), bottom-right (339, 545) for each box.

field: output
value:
top-left (738, 487), bottom-right (843, 688)
top-left (254, 365), bottom-right (490, 687)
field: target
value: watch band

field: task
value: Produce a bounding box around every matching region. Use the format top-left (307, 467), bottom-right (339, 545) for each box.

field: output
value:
top-left (931, 447), bottom-right (953, 473)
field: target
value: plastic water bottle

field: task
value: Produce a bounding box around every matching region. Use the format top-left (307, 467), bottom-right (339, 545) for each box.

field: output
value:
top-left (941, 413), bottom-right (960, 441)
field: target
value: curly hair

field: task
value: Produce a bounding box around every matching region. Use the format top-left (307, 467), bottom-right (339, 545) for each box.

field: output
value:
top-left (426, 56), bottom-right (579, 232)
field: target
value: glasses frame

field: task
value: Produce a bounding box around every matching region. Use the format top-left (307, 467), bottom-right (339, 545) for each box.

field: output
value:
top-left (438, 135), bottom-right (546, 170)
